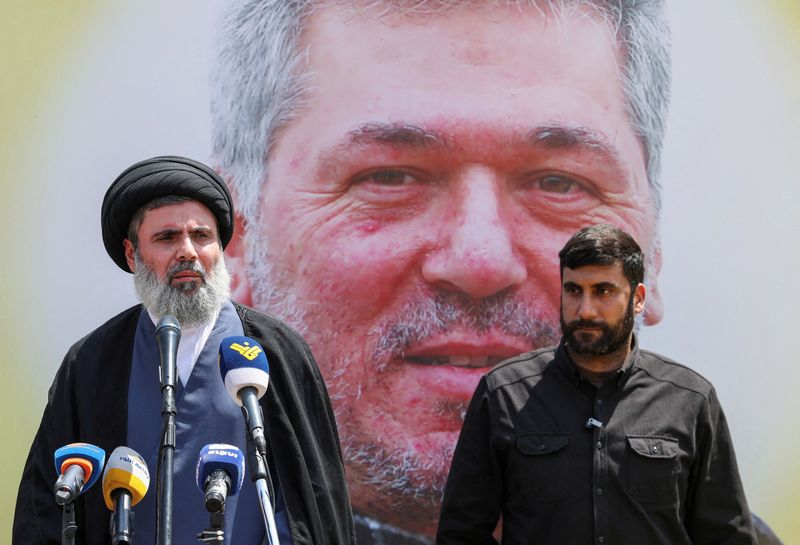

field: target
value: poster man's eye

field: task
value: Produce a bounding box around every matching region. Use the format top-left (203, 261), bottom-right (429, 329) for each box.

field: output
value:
top-left (538, 175), bottom-right (578, 193)
top-left (359, 170), bottom-right (416, 186)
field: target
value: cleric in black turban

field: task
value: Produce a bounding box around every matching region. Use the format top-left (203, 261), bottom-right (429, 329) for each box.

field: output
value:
top-left (101, 155), bottom-right (234, 272)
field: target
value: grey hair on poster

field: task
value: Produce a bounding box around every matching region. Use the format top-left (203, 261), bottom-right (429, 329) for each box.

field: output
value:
top-left (210, 0), bottom-right (671, 224)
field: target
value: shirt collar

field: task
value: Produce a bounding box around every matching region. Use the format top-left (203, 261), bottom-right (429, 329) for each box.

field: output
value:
top-left (146, 307), bottom-right (221, 386)
top-left (556, 334), bottom-right (640, 387)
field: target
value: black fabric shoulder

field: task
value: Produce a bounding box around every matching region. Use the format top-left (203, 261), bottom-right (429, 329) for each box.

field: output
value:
top-left (486, 346), bottom-right (557, 392)
top-left (230, 300), bottom-right (356, 545)
top-left (635, 350), bottom-right (714, 399)
top-left (14, 304), bottom-right (141, 545)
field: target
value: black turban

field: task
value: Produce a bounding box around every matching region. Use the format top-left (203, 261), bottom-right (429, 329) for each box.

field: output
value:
top-left (101, 155), bottom-right (234, 273)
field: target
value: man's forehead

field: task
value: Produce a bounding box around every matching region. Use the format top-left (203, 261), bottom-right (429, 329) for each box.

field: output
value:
top-left (140, 200), bottom-right (218, 229)
top-left (315, 0), bottom-right (611, 24)
top-left (293, 1), bottom-right (633, 146)
top-left (303, 1), bottom-right (621, 64)
top-left (562, 263), bottom-right (627, 285)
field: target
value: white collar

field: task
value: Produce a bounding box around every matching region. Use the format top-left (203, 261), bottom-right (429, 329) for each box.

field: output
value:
top-left (147, 307), bottom-right (221, 386)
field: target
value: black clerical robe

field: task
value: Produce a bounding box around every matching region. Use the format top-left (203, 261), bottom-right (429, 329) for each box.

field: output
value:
top-left (14, 302), bottom-right (355, 545)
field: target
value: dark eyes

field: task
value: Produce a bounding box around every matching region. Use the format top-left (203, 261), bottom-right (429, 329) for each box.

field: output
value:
top-left (538, 175), bottom-right (576, 193)
top-left (355, 171), bottom-right (586, 191)
top-left (348, 167), bottom-right (598, 214)
top-left (354, 169), bottom-right (418, 187)
top-left (525, 173), bottom-right (590, 195)
top-left (563, 286), bottom-right (615, 295)
top-left (154, 231), bottom-right (211, 242)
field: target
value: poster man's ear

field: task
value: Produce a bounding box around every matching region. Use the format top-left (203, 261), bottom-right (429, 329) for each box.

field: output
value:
top-left (644, 240), bottom-right (663, 326)
top-left (225, 212), bottom-right (253, 307)
top-left (216, 167), bottom-right (254, 307)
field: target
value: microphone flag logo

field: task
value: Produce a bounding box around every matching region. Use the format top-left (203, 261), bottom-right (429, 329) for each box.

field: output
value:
top-left (229, 341), bottom-right (263, 361)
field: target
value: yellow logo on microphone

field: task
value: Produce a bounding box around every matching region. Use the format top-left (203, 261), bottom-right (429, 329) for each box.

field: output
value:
top-left (230, 342), bottom-right (263, 361)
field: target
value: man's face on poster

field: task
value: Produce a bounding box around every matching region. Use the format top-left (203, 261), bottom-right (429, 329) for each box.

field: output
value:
top-left (230, 4), bottom-right (662, 534)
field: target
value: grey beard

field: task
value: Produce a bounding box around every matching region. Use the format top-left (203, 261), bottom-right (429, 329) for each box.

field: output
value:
top-left (133, 253), bottom-right (231, 328)
top-left (330, 294), bottom-right (558, 516)
top-left (245, 231), bottom-right (310, 336)
top-left (341, 435), bottom-right (451, 512)
top-left (244, 232), bottom-right (560, 515)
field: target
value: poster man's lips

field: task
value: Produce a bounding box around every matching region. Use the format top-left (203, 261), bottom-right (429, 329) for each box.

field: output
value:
top-left (403, 334), bottom-right (532, 369)
top-left (406, 355), bottom-right (508, 367)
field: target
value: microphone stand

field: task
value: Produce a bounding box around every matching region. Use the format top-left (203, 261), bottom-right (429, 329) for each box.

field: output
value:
top-left (111, 491), bottom-right (134, 545)
top-left (60, 501), bottom-right (77, 545)
top-left (244, 421), bottom-right (280, 545)
top-left (155, 317), bottom-right (180, 545)
top-left (157, 384), bottom-right (176, 545)
top-left (196, 511), bottom-right (225, 543)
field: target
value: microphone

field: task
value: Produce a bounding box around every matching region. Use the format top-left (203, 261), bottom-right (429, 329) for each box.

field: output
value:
top-left (53, 443), bottom-right (106, 505)
top-left (195, 444), bottom-right (245, 513)
top-left (585, 418), bottom-right (603, 430)
top-left (102, 447), bottom-right (150, 545)
top-left (218, 336), bottom-right (270, 455)
top-left (155, 315), bottom-right (179, 545)
top-left (219, 336), bottom-right (280, 545)
top-left (155, 315), bottom-right (180, 389)
top-left (219, 337), bottom-right (281, 545)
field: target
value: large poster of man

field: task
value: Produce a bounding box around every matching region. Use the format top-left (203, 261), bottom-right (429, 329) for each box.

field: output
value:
top-left (2, 1), bottom-right (798, 542)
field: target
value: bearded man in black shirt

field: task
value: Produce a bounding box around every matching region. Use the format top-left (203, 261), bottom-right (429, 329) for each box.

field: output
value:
top-left (437, 224), bottom-right (756, 545)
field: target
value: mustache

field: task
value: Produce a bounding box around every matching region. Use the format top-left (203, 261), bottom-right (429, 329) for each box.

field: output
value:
top-left (167, 260), bottom-right (206, 283)
top-left (374, 290), bottom-right (559, 364)
top-left (567, 319), bottom-right (608, 329)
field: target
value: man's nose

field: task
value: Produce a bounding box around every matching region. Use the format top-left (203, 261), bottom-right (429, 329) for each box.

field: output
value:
top-left (176, 234), bottom-right (198, 261)
top-left (577, 294), bottom-right (599, 321)
top-left (421, 169), bottom-right (527, 299)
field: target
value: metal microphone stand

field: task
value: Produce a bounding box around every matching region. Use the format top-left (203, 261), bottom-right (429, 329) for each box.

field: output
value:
top-left (60, 501), bottom-right (77, 545)
top-left (155, 317), bottom-right (180, 545)
top-left (196, 511), bottom-right (225, 543)
top-left (156, 382), bottom-right (176, 545)
top-left (244, 420), bottom-right (280, 545)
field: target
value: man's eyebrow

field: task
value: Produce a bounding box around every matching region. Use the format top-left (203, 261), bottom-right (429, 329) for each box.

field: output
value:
top-left (151, 225), bottom-right (212, 238)
top-left (340, 122), bottom-right (620, 157)
top-left (151, 228), bottom-right (179, 239)
top-left (316, 122), bottom-right (448, 173)
top-left (592, 281), bottom-right (619, 290)
top-left (316, 121), bottom-right (629, 179)
top-left (529, 124), bottom-right (622, 163)
top-left (345, 122), bottom-right (447, 149)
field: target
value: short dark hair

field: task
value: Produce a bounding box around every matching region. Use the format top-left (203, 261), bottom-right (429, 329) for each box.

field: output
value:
top-left (558, 224), bottom-right (644, 286)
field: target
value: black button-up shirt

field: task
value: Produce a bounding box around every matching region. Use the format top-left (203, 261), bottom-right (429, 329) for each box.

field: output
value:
top-left (437, 337), bottom-right (756, 545)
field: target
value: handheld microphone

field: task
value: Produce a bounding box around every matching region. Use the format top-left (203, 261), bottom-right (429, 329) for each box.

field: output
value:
top-left (102, 447), bottom-right (150, 545)
top-left (53, 443), bottom-right (106, 505)
top-left (155, 315), bottom-right (180, 389)
top-left (196, 444), bottom-right (245, 513)
top-left (218, 336), bottom-right (270, 455)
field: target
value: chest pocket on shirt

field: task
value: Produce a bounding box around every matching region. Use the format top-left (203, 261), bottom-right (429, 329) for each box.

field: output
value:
top-left (513, 433), bottom-right (570, 502)
top-left (626, 435), bottom-right (679, 504)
